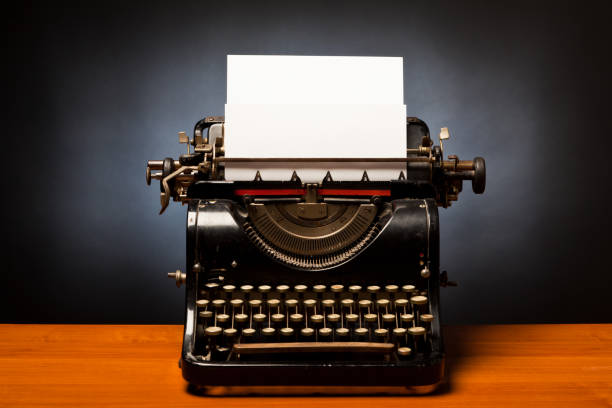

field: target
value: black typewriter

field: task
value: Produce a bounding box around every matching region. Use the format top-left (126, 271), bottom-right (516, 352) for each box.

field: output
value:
top-left (146, 116), bottom-right (485, 393)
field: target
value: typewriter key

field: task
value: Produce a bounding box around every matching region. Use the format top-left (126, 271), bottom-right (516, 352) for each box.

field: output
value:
top-left (289, 313), bottom-right (304, 323)
top-left (364, 313), bottom-right (377, 323)
top-left (367, 285), bottom-right (381, 302)
top-left (336, 327), bottom-right (349, 338)
top-left (397, 347), bottom-right (412, 358)
top-left (408, 326), bottom-right (426, 353)
top-left (410, 295), bottom-right (428, 305)
top-left (230, 299), bottom-right (243, 308)
top-left (393, 327), bottom-right (407, 339)
top-left (345, 313), bottom-right (358, 323)
top-left (280, 327), bottom-right (294, 337)
top-left (262, 327), bottom-right (276, 338)
top-left (222, 285), bottom-right (236, 294)
top-left (205, 326), bottom-right (222, 336)
top-left (235, 313), bottom-right (248, 324)
top-left (242, 328), bottom-right (255, 338)
top-left (313, 284), bottom-right (326, 293)
top-left (294, 284), bottom-right (308, 293)
top-left (319, 327), bottom-right (332, 341)
top-left (420, 313), bottom-right (434, 323)
top-left (354, 327), bottom-right (368, 338)
top-left (400, 313), bottom-right (414, 327)
top-left (322, 299), bottom-right (335, 312)
top-left (382, 313), bottom-right (396, 328)
top-left (395, 298), bottom-right (409, 310)
top-left (276, 284), bottom-right (289, 293)
top-left (376, 298), bottom-right (390, 314)
top-left (199, 310), bottom-right (213, 319)
top-left (271, 313), bottom-right (285, 323)
top-left (310, 314), bottom-right (324, 325)
top-left (349, 285), bottom-right (362, 302)
top-left (223, 328), bottom-right (237, 337)
top-left (253, 313), bottom-right (266, 323)
top-left (374, 328), bottom-right (388, 342)
top-left (385, 284), bottom-right (399, 293)
top-left (402, 284), bottom-right (416, 294)
top-left (196, 299), bottom-right (209, 308)
top-left (240, 285), bottom-right (253, 302)
top-left (216, 314), bottom-right (230, 325)
top-left (301, 327), bottom-right (314, 340)
top-left (331, 284), bottom-right (344, 293)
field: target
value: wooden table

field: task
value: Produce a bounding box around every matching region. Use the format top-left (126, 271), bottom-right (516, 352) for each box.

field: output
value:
top-left (0, 324), bottom-right (610, 407)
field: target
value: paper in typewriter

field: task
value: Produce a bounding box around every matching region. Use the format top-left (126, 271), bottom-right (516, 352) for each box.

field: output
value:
top-left (224, 55), bottom-right (407, 182)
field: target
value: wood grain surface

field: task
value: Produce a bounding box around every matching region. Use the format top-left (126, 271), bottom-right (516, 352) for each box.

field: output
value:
top-left (0, 324), bottom-right (610, 407)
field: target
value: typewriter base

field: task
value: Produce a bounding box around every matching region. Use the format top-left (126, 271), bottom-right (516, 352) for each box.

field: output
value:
top-left (192, 384), bottom-right (442, 396)
top-left (181, 353), bottom-right (444, 391)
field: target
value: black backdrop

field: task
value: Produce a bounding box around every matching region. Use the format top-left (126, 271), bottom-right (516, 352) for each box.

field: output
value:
top-left (3, 0), bottom-right (611, 324)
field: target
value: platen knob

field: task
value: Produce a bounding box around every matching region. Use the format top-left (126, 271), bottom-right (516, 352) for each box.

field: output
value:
top-left (472, 157), bottom-right (486, 194)
top-left (167, 270), bottom-right (186, 288)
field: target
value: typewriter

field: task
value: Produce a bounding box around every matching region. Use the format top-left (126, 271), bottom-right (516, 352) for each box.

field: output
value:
top-left (146, 116), bottom-right (485, 393)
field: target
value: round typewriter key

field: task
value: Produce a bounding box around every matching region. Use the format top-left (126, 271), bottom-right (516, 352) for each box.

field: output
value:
top-left (349, 285), bottom-right (362, 293)
top-left (230, 299), bottom-right (243, 308)
top-left (303, 299), bottom-right (317, 308)
top-left (327, 313), bottom-right (340, 323)
top-left (294, 284), bottom-right (308, 293)
top-left (364, 313), bottom-right (377, 322)
top-left (222, 285), bottom-right (236, 293)
top-left (395, 298), bottom-right (409, 308)
top-left (402, 285), bottom-right (416, 293)
top-left (285, 298), bottom-right (298, 309)
top-left (196, 299), bottom-right (209, 308)
top-left (319, 327), bottom-right (332, 337)
top-left (249, 299), bottom-right (262, 308)
top-left (258, 285), bottom-right (271, 293)
top-left (354, 327), bottom-right (368, 337)
top-left (205, 282), bottom-right (219, 290)
top-left (289, 313), bottom-right (304, 322)
top-left (253, 313), bottom-right (266, 323)
top-left (382, 313), bottom-right (395, 323)
top-left (420, 313), bottom-right (434, 323)
top-left (341, 298), bottom-right (354, 308)
top-left (216, 314), bottom-right (230, 324)
top-left (240, 284), bottom-right (253, 293)
top-left (301, 327), bottom-right (314, 338)
top-left (267, 298), bottom-right (280, 309)
top-left (199, 310), bottom-right (213, 319)
top-left (310, 314), bottom-right (324, 325)
top-left (376, 298), bottom-right (390, 310)
top-left (262, 327), bottom-right (276, 336)
top-left (271, 313), bottom-right (285, 323)
top-left (408, 326), bottom-right (426, 336)
top-left (408, 326), bottom-right (426, 352)
top-left (397, 347), bottom-right (412, 357)
top-left (235, 313), bottom-right (248, 323)
top-left (359, 299), bottom-right (372, 309)
top-left (212, 299), bottom-right (225, 308)
top-left (345, 313), bottom-right (358, 323)
top-left (336, 327), bottom-right (349, 337)
top-left (374, 328), bottom-right (388, 339)
top-left (313, 284), bottom-right (326, 293)
top-left (280, 327), bottom-right (294, 336)
top-left (223, 328), bottom-right (237, 337)
top-left (400, 313), bottom-right (414, 325)
top-left (276, 284), bottom-right (290, 293)
top-left (393, 327), bottom-right (407, 337)
top-left (322, 299), bottom-right (335, 309)
top-left (410, 295), bottom-right (428, 305)
top-left (205, 326), bottom-right (222, 336)
top-left (242, 328), bottom-right (255, 337)
top-left (330, 284), bottom-right (344, 293)
top-left (367, 285), bottom-right (381, 294)
top-left (385, 285), bottom-right (399, 293)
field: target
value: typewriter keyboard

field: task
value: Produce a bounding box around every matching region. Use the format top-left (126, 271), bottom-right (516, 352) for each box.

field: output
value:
top-left (195, 283), bottom-right (435, 361)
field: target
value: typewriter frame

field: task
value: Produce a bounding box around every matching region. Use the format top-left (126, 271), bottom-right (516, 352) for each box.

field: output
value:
top-left (180, 197), bottom-right (444, 389)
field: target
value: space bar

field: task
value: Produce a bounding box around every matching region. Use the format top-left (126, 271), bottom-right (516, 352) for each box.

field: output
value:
top-left (233, 342), bottom-right (395, 354)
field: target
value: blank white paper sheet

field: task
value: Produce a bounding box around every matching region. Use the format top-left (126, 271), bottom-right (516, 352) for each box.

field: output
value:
top-left (224, 55), bottom-right (407, 182)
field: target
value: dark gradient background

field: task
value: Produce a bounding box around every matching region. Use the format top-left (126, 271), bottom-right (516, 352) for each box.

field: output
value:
top-left (3, 1), bottom-right (611, 323)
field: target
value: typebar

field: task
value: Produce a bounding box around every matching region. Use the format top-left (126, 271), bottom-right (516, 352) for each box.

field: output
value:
top-left (233, 342), bottom-right (395, 355)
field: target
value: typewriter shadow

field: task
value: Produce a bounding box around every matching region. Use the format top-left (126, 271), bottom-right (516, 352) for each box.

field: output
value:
top-left (186, 327), bottom-right (463, 398)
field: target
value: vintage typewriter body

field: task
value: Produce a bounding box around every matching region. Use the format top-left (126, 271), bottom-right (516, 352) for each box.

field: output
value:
top-left (146, 116), bottom-right (485, 392)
